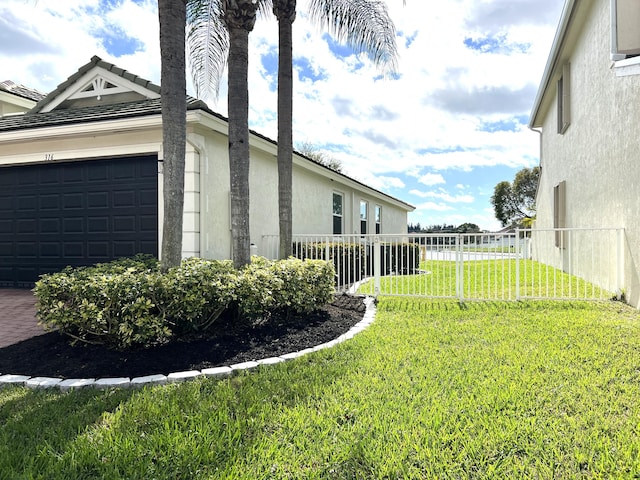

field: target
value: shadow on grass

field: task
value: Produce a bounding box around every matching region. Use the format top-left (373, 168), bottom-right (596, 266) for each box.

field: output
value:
top-left (0, 386), bottom-right (134, 475)
top-left (0, 339), bottom-right (365, 478)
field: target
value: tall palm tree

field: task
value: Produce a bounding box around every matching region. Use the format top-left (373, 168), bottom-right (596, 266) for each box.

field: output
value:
top-left (158, 0), bottom-right (187, 271)
top-left (187, 0), bottom-right (399, 264)
top-left (273, 0), bottom-right (399, 259)
top-left (221, 0), bottom-right (260, 268)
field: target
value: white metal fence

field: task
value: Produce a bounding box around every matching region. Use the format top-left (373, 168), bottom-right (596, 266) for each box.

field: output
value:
top-left (262, 228), bottom-right (624, 301)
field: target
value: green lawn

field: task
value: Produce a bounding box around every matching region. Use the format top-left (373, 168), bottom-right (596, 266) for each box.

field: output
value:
top-left (2, 299), bottom-right (640, 478)
top-left (358, 259), bottom-right (614, 301)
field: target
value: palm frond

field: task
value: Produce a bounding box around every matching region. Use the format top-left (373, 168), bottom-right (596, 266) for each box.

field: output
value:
top-left (186, 0), bottom-right (230, 101)
top-left (307, 0), bottom-right (399, 75)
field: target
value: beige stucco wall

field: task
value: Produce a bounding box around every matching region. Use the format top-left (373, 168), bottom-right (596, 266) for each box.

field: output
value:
top-left (193, 118), bottom-right (412, 260)
top-left (533, 0), bottom-right (640, 306)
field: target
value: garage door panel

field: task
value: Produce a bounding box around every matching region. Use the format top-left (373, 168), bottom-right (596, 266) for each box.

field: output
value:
top-left (40, 194), bottom-right (61, 210)
top-left (63, 193), bottom-right (84, 209)
top-left (87, 163), bottom-right (109, 182)
top-left (63, 218), bottom-right (84, 234)
top-left (113, 190), bottom-right (136, 208)
top-left (62, 166), bottom-right (83, 183)
top-left (16, 242), bottom-right (37, 258)
top-left (0, 155), bottom-right (158, 287)
top-left (17, 219), bottom-right (36, 234)
top-left (87, 242), bottom-right (110, 258)
top-left (40, 218), bottom-right (61, 234)
top-left (17, 196), bottom-right (37, 212)
top-left (40, 243), bottom-right (60, 257)
top-left (113, 241), bottom-right (137, 258)
top-left (114, 216), bottom-right (136, 233)
top-left (87, 217), bottom-right (109, 233)
top-left (64, 243), bottom-right (84, 258)
top-left (88, 191), bottom-right (109, 208)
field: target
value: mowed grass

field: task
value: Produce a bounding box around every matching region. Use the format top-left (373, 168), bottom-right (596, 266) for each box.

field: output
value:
top-left (2, 299), bottom-right (640, 478)
top-left (358, 259), bottom-right (614, 301)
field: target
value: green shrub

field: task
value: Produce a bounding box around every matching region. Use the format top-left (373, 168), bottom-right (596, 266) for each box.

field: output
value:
top-left (293, 242), bottom-right (366, 286)
top-left (34, 255), bottom-right (336, 350)
top-left (160, 258), bottom-right (236, 333)
top-left (235, 257), bottom-right (335, 321)
top-left (35, 261), bottom-right (169, 349)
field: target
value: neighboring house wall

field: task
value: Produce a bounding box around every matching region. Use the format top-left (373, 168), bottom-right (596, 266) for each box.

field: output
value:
top-left (0, 92), bottom-right (33, 117)
top-left (530, 0), bottom-right (640, 306)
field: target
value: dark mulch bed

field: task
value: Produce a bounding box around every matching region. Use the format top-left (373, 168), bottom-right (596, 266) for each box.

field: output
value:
top-left (0, 294), bottom-right (368, 380)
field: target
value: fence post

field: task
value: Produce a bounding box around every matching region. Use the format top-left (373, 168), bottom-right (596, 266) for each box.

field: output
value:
top-left (374, 236), bottom-right (381, 296)
top-left (515, 228), bottom-right (521, 301)
top-left (456, 235), bottom-right (463, 301)
top-left (617, 228), bottom-right (625, 300)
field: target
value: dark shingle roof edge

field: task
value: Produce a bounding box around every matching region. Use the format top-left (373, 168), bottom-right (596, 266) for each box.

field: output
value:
top-left (0, 80), bottom-right (46, 102)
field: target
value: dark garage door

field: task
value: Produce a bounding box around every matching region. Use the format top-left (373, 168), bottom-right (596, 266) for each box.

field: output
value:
top-left (0, 155), bottom-right (158, 288)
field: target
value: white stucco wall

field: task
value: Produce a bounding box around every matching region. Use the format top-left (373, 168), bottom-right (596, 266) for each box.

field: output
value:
top-left (533, 0), bottom-right (640, 306)
top-left (194, 119), bottom-right (412, 260)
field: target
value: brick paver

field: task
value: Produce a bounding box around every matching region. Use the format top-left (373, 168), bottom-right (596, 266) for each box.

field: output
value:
top-left (0, 289), bottom-right (46, 348)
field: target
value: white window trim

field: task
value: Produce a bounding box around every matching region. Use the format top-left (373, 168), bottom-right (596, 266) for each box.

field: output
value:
top-left (611, 56), bottom-right (640, 77)
top-left (332, 192), bottom-right (343, 235)
top-left (360, 200), bottom-right (368, 235)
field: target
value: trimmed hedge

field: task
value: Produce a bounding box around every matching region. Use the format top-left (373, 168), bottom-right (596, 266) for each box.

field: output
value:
top-left (34, 256), bottom-right (335, 350)
top-left (293, 241), bottom-right (420, 284)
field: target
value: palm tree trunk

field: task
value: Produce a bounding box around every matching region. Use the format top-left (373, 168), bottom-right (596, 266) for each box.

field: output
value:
top-left (274, 0), bottom-right (296, 260)
top-left (158, 0), bottom-right (187, 271)
top-left (224, 0), bottom-right (258, 268)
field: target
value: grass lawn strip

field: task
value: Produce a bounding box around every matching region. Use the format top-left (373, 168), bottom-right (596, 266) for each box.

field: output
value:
top-left (1, 299), bottom-right (639, 478)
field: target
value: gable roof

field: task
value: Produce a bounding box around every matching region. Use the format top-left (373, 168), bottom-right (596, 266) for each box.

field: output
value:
top-left (29, 55), bottom-right (161, 114)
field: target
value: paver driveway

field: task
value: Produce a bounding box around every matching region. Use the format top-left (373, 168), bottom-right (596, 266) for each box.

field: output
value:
top-left (0, 289), bottom-right (45, 348)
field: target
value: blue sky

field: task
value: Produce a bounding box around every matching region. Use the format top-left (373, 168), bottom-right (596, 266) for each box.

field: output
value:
top-left (0, 0), bottom-right (565, 231)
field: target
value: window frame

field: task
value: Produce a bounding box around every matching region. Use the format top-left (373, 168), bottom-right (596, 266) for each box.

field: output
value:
top-left (557, 63), bottom-right (571, 135)
top-left (360, 200), bottom-right (368, 236)
top-left (611, 0), bottom-right (640, 61)
top-left (375, 205), bottom-right (382, 234)
top-left (554, 180), bottom-right (567, 248)
top-left (332, 192), bottom-right (343, 235)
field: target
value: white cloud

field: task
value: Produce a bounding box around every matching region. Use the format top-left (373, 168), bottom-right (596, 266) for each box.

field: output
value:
top-left (409, 190), bottom-right (475, 204)
top-left (418, 173), bottom-right (446, 186)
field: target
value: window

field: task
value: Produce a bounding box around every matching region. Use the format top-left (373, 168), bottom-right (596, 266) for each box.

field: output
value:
top-left (611, 0), bottom-right (640, 60)
top-left (554, 181), bottom-right (566, 248)
top-left (333, 192), bottom-right (343, 235)
top-left (360, 201), bottom-right (368, 235)
top-left (557, 63), bottom-right (570, 134)
top-left (375, 205), bottom-right (381, 234)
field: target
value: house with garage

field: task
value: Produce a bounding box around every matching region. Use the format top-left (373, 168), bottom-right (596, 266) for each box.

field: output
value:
top-left (529, 0), bottom-right (640, 307)
top-left (0, 56), bottom-right (414, 288)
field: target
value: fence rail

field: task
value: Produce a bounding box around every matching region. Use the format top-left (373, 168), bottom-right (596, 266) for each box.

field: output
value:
top-left (262, 228), bottom-right (624, 302)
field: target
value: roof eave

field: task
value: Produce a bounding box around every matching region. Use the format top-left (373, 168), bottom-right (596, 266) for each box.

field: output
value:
top-left (528, 0), bottom-right (578, 129)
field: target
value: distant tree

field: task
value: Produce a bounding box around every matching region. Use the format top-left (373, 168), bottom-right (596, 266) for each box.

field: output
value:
top-left (456, 223), bottom-right (480, 233)
top-left (295, 141), bottom-right (343, 173)
top-left (491, 166), bottom-right (540, 227)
